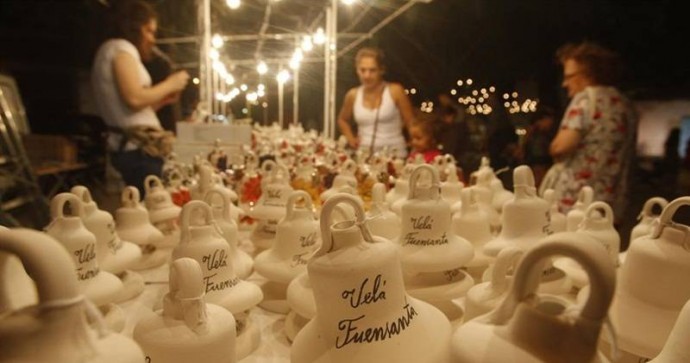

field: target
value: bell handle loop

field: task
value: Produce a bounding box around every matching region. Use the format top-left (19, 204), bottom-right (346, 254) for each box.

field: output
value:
top-left (270, 163), bottom-right (290, 184)
top-left (203, 188), bottom-right (230, 219)
top-left (0, 228), bottom-right (80, 306)
top-left (584, 201), bottom-right (614, 226)
top-left (50, 193), bottom-right (83, 219)
top-left (144, 175), bottom-right (164, 195)
top-left (316, 193), bottom-right (369, 258)
top-left (512, 165), bottom-right (536, 197)
top-left (341, 159), bottom-right (357, 175)
top-left (492, 233), bottom-right (616, 324)
top-left (179, 200), bottom-right (214, 244)
top-left (260, 159), bottom-right (277, 176)
top-left (120, 186), bottom-right (141, 208)
top-left (285, 190), bottom-right (314, 221)
top-left (652, 196), bottom-right (690, 239)
top-left (168, 168), bottom-right (183, 186)
top-left (408, 164), bottom-right (440, 200)
top-left (578, 186), bottom-right (594, 206)
top-left (491, 247), bottom-right (524, 293)
top-left (640, 197), bottom-right (669, 220)
top-left (70, 185), bottom-right (93, 204)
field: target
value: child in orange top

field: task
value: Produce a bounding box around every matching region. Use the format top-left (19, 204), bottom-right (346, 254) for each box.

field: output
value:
top-left (407, 115), bottom-right (442, 163)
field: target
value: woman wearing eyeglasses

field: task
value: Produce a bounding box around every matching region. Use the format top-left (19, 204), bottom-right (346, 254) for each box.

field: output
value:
top-left (546, 42), bottom-right (637, 223)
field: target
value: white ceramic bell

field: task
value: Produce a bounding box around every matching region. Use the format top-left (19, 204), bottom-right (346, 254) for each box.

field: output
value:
top-left (390, 164), bottom-right (416, 215)
top-left (607, 196), bottom-right (690, 359)
top-left (45, 193), bottom-right (123, 307)
top-left (648, 299), bottom-right (690, 363)
top-left (452, 188), bottom-right (494, 281)
top-left (366, 183), bottom-right (401, 241)
top-left (172, 200), bottom-right (264, 317)
top-left (566, 186), bottom-right (594, 231)
top-left (320, 159), bottom-right (358, 202)
top-left (291, 194), bottom-right (452, 363)
top-left (133, 257), bottom-right (237, 363)
top-left (464, 247), bottom-right (523, 321)
top-left (0, 226), bottom-right (37, 313)
top-left (115, 187), bottom-right (169, 270)
top-left (286, 271), bottom-right (317, 341)
top-left (204, 188), bottom-right (253, 279)
top-left (576, 201), bottom-right (620, 267)
top-left (71, 187), bottom-right (144, 303)
top-left (441, 165), bottom-right (464, 207)
top-left (255, 190), bottom-right (320, 284)
top-left (544, 189), bottom-right (567, 233)
top-left (483, 165), bottom-right (551, 256)
top-left (452, 232), bottom-right (615, 363)
top-left (0, 228), bottom-right (145, 363)
top-left (249, 163), bottom-right (293, 250)
top-left (255, 191), bottom-right (320, 314)
top-left (144, 175), bottom-right (182, 249)
top-left (630, 196), bottom-right (668, 243)
top-left (398, 164), bottom-right (475, 273)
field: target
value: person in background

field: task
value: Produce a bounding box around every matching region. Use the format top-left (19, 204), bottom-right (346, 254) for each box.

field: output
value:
top-left (407, 113), bottom-right (442, 164)
top-left (144, 46), bottom-right (181, 133)
top-left (92, 0), bottom-right (189, 195)
top-left (523, 105), bottom-right (557, 188)
top-left (436, 93), bottom-right (469, 166)
top-left (485, 92), bottom-right (520, 190)
top-left (337, 47), bottom-right (416, 159)
top-left (548, 41), bottom-right (637, 222)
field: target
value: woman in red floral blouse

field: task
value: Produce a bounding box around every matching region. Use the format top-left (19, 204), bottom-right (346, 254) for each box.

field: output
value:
top-left (549, 42), bottom-right (637, 222)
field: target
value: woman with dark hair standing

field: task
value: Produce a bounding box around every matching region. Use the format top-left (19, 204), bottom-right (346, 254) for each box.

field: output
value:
top-left (336, 47), bottom-right (416, 158)
top-left (92, 0), bottom-right (189, 194)
top-left (547, 41), bottom-right (637, 221)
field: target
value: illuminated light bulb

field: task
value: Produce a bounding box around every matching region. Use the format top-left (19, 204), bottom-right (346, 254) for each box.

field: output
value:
top-left (257, 61), bottom-right (268, 75)
top-left (276, 69), bottom-right (291, 84)
top-left (489, 86), bottom-right (496, 92)
top-left (457, 80), bottom-right (464, 86)
top-left (209, 48), bottom-right (219, 61)
top-left (212, 34), bottom-right (224, 49)
top-left (226, 0), bottom-right (240, 9)
top-left (313, 28), bottom-right (326, 45)
top-left (258, 84), bottom-right (265, 91)
top-left (225, 74), bottom-right (235, 85)
top-left (480, 88), bottom-right (486, 94)
top-left (512, 101), bottom-right (518, 107)
top-left (240, 84), bottom-right (248, 91)
top-left (192, 77), bottom-right (200, 85)
top-left (215, 92), bottom-right (224, 100)
top-left (504, 102), bottom-right (510, 108)
top-left (242, 108), bottom-right (248, 114)
top-left (342, 0), bottom-right (356, 5)
top-left (450, 89), bottom-right (457, 95)
top-left (512, 92), bottom-right (518, 98)
top-left (422, 102), bottom-right (427, 107)
top-left (410, 88), bottom-right (417, 95)
top-left (458, 97), bottom-right (463, 103)
top-left (290, 58), bottom-right (300, 70)
top-left (476, 105), bottom-right (483, 112)
top-left (466, 78), bottom-right (473, 85)
top-left (503, 93), bottom-right (509, 100)
top-left (246, 92), bottom-right (258, 102)
top-left (262, 102), bottom-right (268, 108)
top-left (472, 90), bottom-right (478, 96)
top-left (470, 98), bottom-right (476, 104)
top-left (257, 89), bottom-right (265, 97)
top-left (429, 101), bottom-right (434, 106)
top-left (478, 97), bottom-right (484, 103)
top-left (404, 89), bottom-right (409, 94)
top-left (301, 36), bottom-right (314, 52)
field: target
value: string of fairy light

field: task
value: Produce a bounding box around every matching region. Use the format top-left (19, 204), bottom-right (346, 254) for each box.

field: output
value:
top-left (407, 77), bottom-right (540, 117)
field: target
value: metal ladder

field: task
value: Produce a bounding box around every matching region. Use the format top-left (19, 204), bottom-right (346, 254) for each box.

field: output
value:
top-left (0, 74), bottom-right (49, 227)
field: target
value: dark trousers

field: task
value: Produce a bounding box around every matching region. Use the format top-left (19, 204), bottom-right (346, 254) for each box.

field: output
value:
top-left (110, 149), bottom-right (163, 198)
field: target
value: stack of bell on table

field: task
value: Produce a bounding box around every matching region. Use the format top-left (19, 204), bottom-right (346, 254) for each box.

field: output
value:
top-left (144, 175), bottom-right (182, 249)
top-left (254, 190), bottom-right (320, 317)
top-left (248, 161), bottom-right (293, 251)
top-left (397, 164), bottom-right (475, 323)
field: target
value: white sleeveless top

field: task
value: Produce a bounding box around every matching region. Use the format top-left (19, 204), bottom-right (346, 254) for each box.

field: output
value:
top-left (91, 39), bottom-right (161, 151)
top-left (353, 84), bottom-right (407, 157)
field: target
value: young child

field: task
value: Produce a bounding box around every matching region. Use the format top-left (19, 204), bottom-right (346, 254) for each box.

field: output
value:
top-left (407, 114), bottom-right (442, 163)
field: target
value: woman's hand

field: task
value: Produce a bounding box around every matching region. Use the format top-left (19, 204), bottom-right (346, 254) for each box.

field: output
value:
top-left (348, 135), bottom-right (360, 149)
top-left (165, 70), bottom-right (190, 92)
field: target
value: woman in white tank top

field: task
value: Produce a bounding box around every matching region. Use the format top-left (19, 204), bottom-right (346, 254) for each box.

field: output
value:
top-left (337, 47), bottom-right (416, 158)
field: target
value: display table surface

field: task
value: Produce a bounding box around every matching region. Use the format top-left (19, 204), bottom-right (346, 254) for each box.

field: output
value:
top-left (119, 230), bottom-right (291, 362)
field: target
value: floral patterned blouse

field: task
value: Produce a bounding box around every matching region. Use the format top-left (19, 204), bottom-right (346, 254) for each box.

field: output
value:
top-left (552, 86), bottom-right (637, 218)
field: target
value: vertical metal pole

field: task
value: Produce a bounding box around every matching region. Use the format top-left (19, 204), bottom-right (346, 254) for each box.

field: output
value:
top-left (323, 7), bottom-right (331, 137)
top-left (327, 0), bottom-right (338, 138)
top-left (278, 80), bottom-right (284, 127)
top-left (200, 0), bottom-right (212, 120)
top-left (293, 39), bottom-right (300, 126)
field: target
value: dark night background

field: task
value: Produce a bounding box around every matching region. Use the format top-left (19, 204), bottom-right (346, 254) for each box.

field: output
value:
top-left (0, 0), bottom-right (688, 134)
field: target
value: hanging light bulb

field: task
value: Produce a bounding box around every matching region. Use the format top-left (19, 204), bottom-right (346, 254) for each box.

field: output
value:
top-left (313, 27), bottom-right (326, 45)
top-left (226, 0), bottom-right (240, 9)
top-left (301, 35), bottom-right (314, 52)
top-left (212, 34), bottom-right (224, 49)
top-left (209, 48), bottom-right (219, 61)
top-left (246, 92), bottom-right (258, 102)
top-left (257, 61), bottom-right (268, 75)
top-left (257, 83), bottom-right (265, 91)
top-left (290, 49), bottom-right (303, 70)
top-left (276, 69), bottom-right (291, 84)
top-left (342, 0), bottom-right (356, 5)
top-left (257, 89), bottom-right (265, 97)
top-left (224, 74), bottom-right (235, 85)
